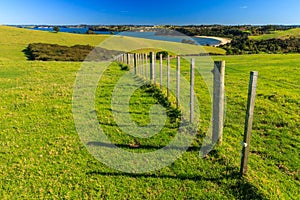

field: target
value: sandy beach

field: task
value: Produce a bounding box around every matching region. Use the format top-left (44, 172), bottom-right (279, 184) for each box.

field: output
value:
top-left (195, 36), bottom-right (232, 47)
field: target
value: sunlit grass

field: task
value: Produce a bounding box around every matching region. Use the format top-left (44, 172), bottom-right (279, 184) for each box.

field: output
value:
top-left (0, 26), bottom-right (299, 199)
top-left (250, 28), bottom-right (300, 40)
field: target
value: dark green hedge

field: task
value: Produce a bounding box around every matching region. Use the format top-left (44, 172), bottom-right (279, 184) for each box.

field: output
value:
top-left (24, 43), bottom-right (123, 61)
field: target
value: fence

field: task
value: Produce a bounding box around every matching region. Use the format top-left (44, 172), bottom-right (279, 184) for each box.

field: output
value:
top-left (116, 52), bottom-right (225, 145)
top-left (116, 52), bottom-right (258, 176)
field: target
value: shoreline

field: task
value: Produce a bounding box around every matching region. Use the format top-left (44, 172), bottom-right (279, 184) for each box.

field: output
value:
top-left (195, 36), bottom-right (232, 47)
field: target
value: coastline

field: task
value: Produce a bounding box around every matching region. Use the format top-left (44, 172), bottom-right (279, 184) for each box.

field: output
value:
top-left (195, 36), bottom-right (232, 47)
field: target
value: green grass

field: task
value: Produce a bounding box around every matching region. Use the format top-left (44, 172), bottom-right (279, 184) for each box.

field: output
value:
top-left (0, 26), bottom-right (225, 62)
top-left (250, 28), bottom-right (300, 40)
top-left (0, 26), bottom-right (299, 199)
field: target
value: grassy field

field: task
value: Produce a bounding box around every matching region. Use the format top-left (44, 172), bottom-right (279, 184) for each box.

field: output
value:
top-left (0, 26), bottom-right (299, 199)
top-left (0, 26), bottom-right (225, 62)
top-left (250, 28), bottom-right (300, 40)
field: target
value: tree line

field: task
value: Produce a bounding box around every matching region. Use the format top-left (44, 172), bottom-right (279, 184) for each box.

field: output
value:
top-left (221, 36), bottom-right (300, 54)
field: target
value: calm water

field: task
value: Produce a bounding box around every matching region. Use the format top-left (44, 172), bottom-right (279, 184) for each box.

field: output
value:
top-left (31, 27), bottom-right (221, 46)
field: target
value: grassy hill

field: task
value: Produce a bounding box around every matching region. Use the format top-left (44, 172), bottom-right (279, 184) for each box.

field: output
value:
top-left (250, 28), bottom-right (300, 40)
top-left (0, 26), bottom-right (225, 62)
top-left (0, 25), bottom-right (299, 199)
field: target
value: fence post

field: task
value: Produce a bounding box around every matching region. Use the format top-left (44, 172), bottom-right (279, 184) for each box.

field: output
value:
top-left (145, 53), bottom-right (148, 81)
top-left (137, 53), bottom-right (140, 75)
top-left (150, 52), bottom-right (154, 83)
top-left (167, 55), bottom-right (170, 98)
top-left (240, 71), bottom-right (258, 176)
top-left (153, 53), bottom-right (156, 84)
top-left (134, 53), bottom-right (137, 75)
top-left (190, 58), bottom-right (195, 122)
top-left (160, 54), bottom-right (163, 89)
top-left (212, 61), bottom-right (225, 146)
top-left (139, 54), bottom-right (142, 75)
top-left (141, 53), bottom-right (144, 78)
top-left (176, 56), bottom-right (181, 108)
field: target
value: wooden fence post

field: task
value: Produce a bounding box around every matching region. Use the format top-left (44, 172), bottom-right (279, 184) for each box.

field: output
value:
top-left (134, 53), bottom-right (137, 75)
top-left (240, 71), bottom-right (258, 176)
top-left (139, 54), bottom-right (142, 76)
top-left (176, 56), bottom-right (181, 108)
top-left (153, 54), bottom-right (156, 84)
top-left (190, 58), bottom-right (195, 122)
top-left (212, 61), bottom-right (225, 146)
top-left (150, 52), bottom-right (154, 83)
top-left (137, 53), bottom-right (140, 75)
top-left (122, 54), bottom-right (125, 64)
top-left (141, 53), bottom-right (144, 78)
top-left (167, 55), bottom-right (170, 97)
top-left (160, 54), bottom-right (163, 89)
top-left (145, 53), bottom-right (148, 81)
top-left (126, 53), bottom-right (129, 65)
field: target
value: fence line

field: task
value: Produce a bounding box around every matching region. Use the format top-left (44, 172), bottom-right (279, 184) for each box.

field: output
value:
top-left (115, 52), bottom-right (264, 178)
top-left (117, 52), bottom-right (225, 146)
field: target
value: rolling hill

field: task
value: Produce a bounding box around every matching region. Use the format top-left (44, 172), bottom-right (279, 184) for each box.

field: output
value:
top-left (249, 28), bottom-right (300, 40)
top-left (0, 25), bottom-right (299, 199)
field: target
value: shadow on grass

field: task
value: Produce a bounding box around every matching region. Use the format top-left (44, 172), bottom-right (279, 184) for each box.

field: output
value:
top-left (86, 168), bottom-right (266, 199)
top-left (89, 67), bottom-right (266, 199)
top-left (87, 141), bottom-right (202, 152)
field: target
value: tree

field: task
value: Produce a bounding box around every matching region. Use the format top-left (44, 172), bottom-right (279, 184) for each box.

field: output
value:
top-left (53, 26), bottom-right (60, 33)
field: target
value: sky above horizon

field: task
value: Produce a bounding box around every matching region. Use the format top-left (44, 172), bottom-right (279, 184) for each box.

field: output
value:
top-left (0, 0), bottom-right (299, 25)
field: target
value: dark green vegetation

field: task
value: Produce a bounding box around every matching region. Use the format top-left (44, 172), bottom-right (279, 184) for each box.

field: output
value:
top-left (24, 43), bottom-right (122, 61)
top-left (170, 25), bottom-right (300, 38)
top-left (221, 35), bottom-right (300, 54)
top-left (88, 25), bottom-right (300, 55)
top-left (173, 25), bottom-right (300, 55)
top-left (0, 26), bottom-right (299, 199)
top-left (69, 24), bottom-right (299, 38)
top-left (53, 26), bottom-right (60, 33)
top-left (155, 51), bottom-right (169, 59)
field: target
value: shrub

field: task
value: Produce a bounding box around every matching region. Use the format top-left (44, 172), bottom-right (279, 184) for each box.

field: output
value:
top-left (156, 51), bottom-right (168, 59)
top-left (24, 43), bottom-right (123, 61)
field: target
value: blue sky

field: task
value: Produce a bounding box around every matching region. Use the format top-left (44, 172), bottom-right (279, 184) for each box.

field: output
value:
top-left (0, 0), bottom-right (299, 25)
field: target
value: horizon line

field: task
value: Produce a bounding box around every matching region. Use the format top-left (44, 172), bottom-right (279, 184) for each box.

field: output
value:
top-left (3, 23), bottom-right (300, 26)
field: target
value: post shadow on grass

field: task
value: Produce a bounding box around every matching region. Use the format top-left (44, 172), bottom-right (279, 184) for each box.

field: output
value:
top-left (87, 141), bottom-right (201, 152)
top-left (86, 161), bottom-right (266, 199)
top-left (86, 149), bottom-right (266, 199)
top-left (139, 83), bottom-right (181, 123)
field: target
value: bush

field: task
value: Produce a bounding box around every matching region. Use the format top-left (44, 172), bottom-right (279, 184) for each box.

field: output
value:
top-left (156, 51), bottom-right (168, 59)
top-left (24, 43), bottom-right (123, 61)
top-left (119, 63), bottom-right (129, 71)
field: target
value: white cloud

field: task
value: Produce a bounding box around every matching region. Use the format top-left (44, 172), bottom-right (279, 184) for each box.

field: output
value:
top-left (240, 6), bottom-right (248, 9)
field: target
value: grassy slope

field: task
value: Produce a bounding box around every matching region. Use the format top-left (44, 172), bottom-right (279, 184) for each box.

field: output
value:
top-left (0, 26), bottom-right (299, 199)
top-left (0, 26), bottom-right (225, 62)
top-left (215, 54), bottom-right (300, 199)
top-left (250, 28), bottom-right (300, 40)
